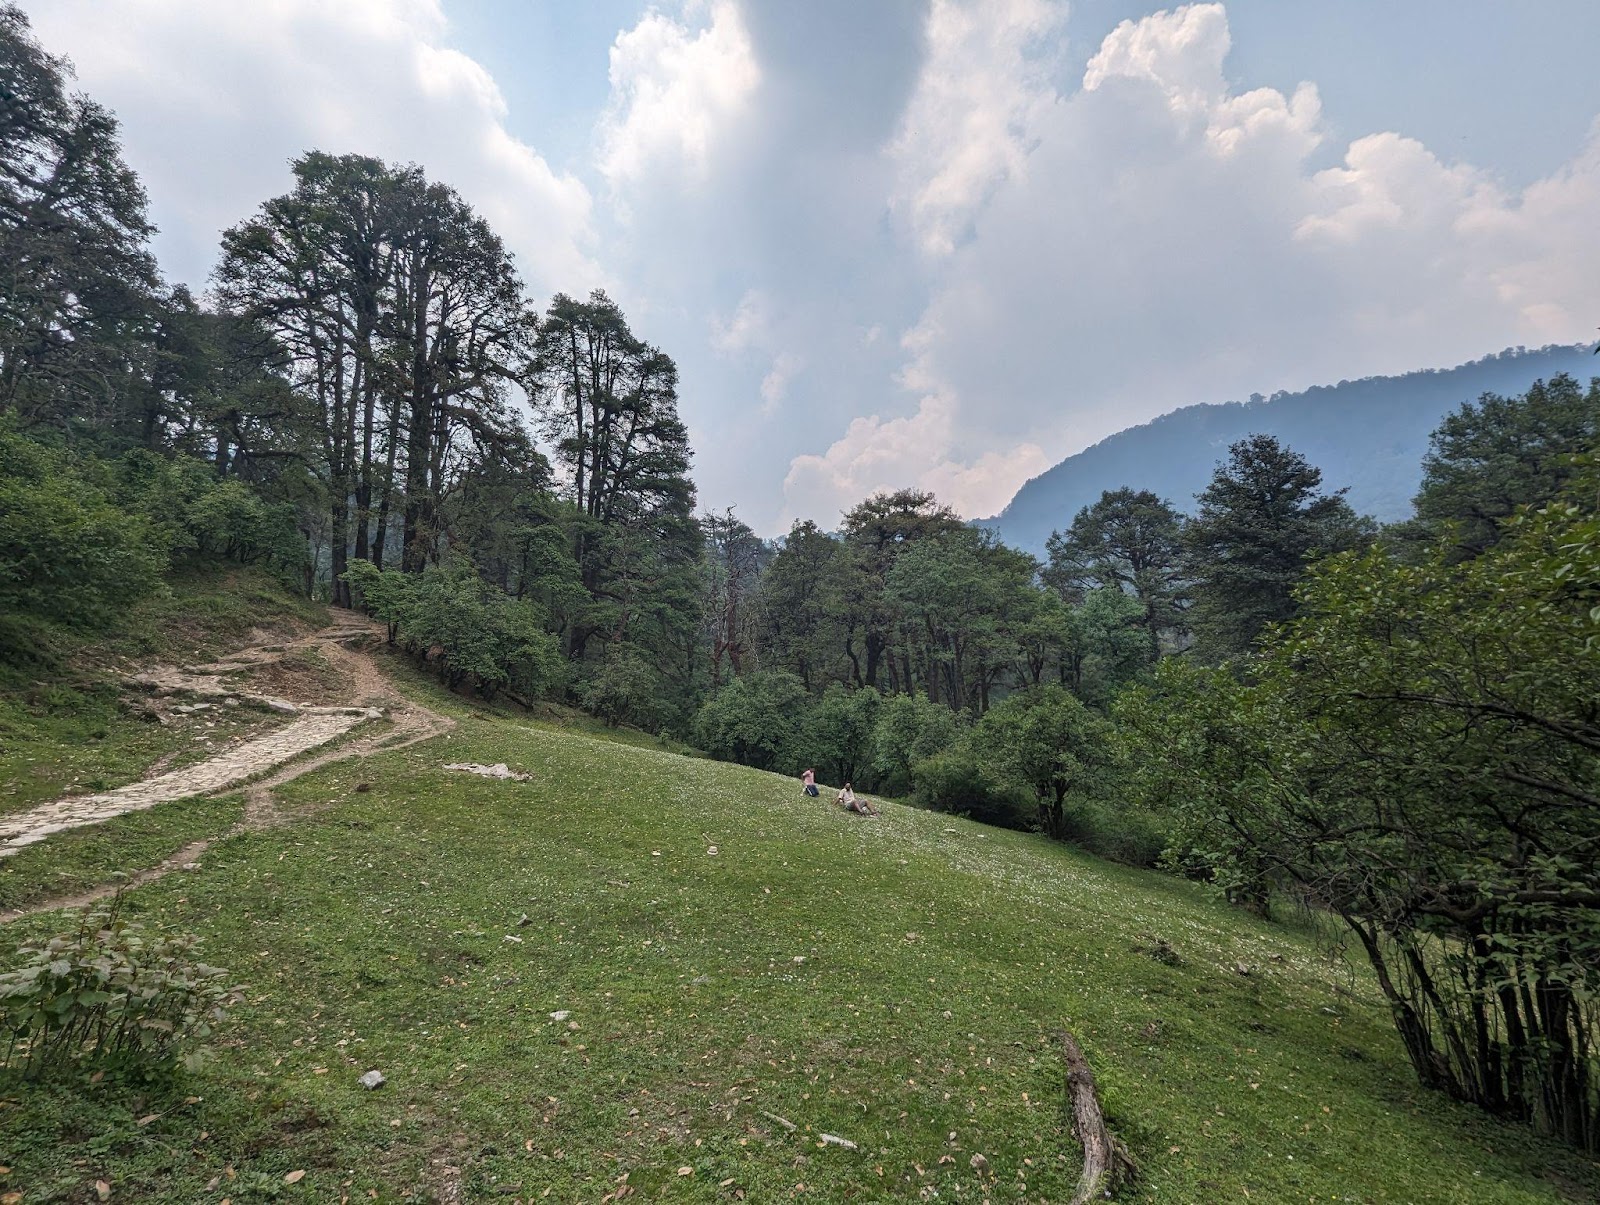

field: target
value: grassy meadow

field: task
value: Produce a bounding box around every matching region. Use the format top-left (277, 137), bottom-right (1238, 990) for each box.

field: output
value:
top-left (0, 649), bottom-right (1596, 1202)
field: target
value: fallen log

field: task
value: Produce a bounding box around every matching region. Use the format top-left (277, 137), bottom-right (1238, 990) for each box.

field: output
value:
top-left (1054, 1029), bottom-right (1137, 1204)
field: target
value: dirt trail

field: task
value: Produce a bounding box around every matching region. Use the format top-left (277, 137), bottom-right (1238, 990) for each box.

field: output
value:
top-left (0, 712), bottom-right (371, 856)
top-left (0, 613), bottom-right (453, 918)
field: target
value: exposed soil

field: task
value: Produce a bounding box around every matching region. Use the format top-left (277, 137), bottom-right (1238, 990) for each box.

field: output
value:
top-left (0, 611), bottom-right (453, 919)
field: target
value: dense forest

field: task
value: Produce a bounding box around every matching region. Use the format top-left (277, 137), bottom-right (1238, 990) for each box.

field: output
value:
top-left (2, 5), bottom-right (1598, 1156)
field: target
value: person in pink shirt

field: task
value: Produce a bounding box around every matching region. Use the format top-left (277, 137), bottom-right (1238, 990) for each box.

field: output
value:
top-left (801, 768), bottom-right (819, 797)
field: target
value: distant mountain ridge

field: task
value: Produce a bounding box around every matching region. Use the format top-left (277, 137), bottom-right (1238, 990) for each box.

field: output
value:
top-left (980, 344), bottom-right (1597, 555)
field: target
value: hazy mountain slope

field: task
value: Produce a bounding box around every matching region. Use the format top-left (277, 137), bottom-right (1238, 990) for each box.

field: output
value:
top-left (983, 344), bottom-right (1595, 555)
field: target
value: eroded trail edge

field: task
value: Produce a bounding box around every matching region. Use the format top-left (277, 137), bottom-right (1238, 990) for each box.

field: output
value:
top-left (1, 615), bottom-right (454, 919)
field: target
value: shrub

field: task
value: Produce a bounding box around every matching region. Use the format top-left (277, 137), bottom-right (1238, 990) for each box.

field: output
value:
top-left (975, 685), bottom-right (1112, 837)
top-left (870, 693), bottom-right (964, 795)
top-left (1060, 800), bottom-right (1170, 868)
top-left (579, 647), bottom-right (666, 730)
top-left (0, 427), bottom-right (167, 632)
top-left (344, 559), bottom-right (563, 701)
top-left (795, 684), bottom-right (880, 787)
top-left (692, 671), bottom-right (809, 771)
top-left (910, 742), bottom-right (1031, 830)
top-left (184, 478), bottom-right (303, 569)
top-left (0, 894), bottom-right (241, 1081)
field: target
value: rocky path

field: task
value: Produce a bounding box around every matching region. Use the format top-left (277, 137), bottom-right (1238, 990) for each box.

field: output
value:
top-left (0, 710), bottom-right (374, 857)
top-left (0, 613), bottom-right (453, 913)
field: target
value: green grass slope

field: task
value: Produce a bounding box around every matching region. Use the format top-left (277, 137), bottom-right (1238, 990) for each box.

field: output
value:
top-left (2, 690), bottom-right (1597, 1201)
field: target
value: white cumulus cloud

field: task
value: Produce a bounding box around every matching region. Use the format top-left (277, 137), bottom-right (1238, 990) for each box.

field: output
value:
top-left (782, 390), bottom-right (1048, 529)
top-left (814, 0), bottom-right (1600, 531)
top-left (596, 0), bottom-right (759, 198)
top-left (890, 0), bottom-right (1067, 257)
top-left (26, 0), bottom-right (598, 295)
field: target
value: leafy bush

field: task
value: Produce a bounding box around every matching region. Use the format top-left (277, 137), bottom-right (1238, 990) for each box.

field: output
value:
top-left (693, 670), bottom-right (809, 772)
top-left (0, 894), bottom-right (241, 1081)
top-left (975, 685), bottom-right (1112, 836)
top-left (1120, 460), bottom-right (1600, 1152)
top-left (184, 478), bottom-right (303, 569)
top-left (579, 647), bottom-right (667, 730)
top-left (116, 448), bottom-right (304, 577)
top-left (344, 559), bottom-right (564, 700)
top-left (870, 692), bottom-right (965, 795)
top-left (0, 426), bottom-right (167, 632)
top-left (795, 684), bottom-right (880, 787)
top-left (0, 428), bottom-right (308, 655)
top-left (1059, 799), bottom-right (1169, 868)
top-left (910, 742), bottom-right (1031, 830)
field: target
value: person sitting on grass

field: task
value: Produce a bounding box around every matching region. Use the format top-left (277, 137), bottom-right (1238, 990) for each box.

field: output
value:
top-left (836, 782), bottom-right (878, 816)
top-left (801, 767), bottom-right (819, 797)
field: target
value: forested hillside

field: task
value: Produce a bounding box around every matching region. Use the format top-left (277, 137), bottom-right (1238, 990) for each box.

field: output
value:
top-left (984, 344), bottom-right (1596, 554)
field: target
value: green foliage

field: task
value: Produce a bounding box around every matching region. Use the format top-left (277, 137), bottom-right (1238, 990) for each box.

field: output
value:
top-left (841, 489), bottom-right (967, 691)
top-left (870, 692), bottom-right (965, 795)
top-left (528, 291), bottom-right (701, 675)
top-left (0, 5), bottom-right (159, 428)
top-left (182, 478), bottom-right (303, 569)
top-left (112, 449), bottom-right (304, 577)
top-left (1408, 372), bottom-right (1600, 557)
top-left (0, 427), bottom-right (166, 633)
top-left (700, 509), bottom-right (768, 688)
top-left (1059, 798), bottom-right (1170, 869)
top-left (755, 520), bottom-right (849, 692)
top-left (692, 671), bottom-right (808, 772)
top-left (795, 684), bottom-right (879, 786)
top-left (218, 150), bottom-right (534, 594)
top-left (0, 892), bottom-right (239, 1080)
top-left (886, 527), bottom-right (1039, 712)
top-left (1046, 486), bottom-right (1188, 654)
top-left (344, 560), bottom-right (563, 700)
top-left (1063, 587), bottom-right (1152, 705)
top-left (909, 741), bottom-right (1031, 829)
top-left (0, 421), bottom-right (310, 655)
top-left (976, 685), bottom-right (1111, 836)
top-left (577, 647), bottom-right (667, 731)
top-left (1184, 433), bottom-right (1373, 659)
top-left (1123, 462), bottom-right (1600, 1152)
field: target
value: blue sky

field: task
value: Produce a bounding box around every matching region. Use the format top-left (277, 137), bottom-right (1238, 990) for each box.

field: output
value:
top-left (27, 0), bottom-right (1600, 532)
top-left (448, 0), bottom-right (1600, 187)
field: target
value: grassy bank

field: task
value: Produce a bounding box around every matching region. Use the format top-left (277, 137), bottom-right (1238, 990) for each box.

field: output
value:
top-left (0, 689), bottom-right (1595, 1202)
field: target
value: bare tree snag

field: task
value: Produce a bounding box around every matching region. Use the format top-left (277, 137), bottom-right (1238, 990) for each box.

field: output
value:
top-left (1054, 1029), bottom-right (1137, 1204)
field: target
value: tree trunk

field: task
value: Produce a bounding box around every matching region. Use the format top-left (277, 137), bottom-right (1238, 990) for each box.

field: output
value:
top-left (329, 477), bottom-right (351, 608)
top-left (372, 396), bottom-right (402, 570)
top-left (864, 631), bottom-right (884, 689)
top-left (1054, 1029), bottom-right (1136, 1205)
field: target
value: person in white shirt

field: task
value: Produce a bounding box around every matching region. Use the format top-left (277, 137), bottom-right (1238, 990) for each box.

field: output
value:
top-left (835, 782), bottom-right (878, 816)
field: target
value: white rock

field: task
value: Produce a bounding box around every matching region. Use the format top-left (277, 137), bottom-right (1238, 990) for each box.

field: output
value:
top-left (548, 1010), bottom-right (571, 1021)
top-left (442, 762), bottom-right (532, 781)
top-left (359, 1070), bottom-right (385, 1090)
